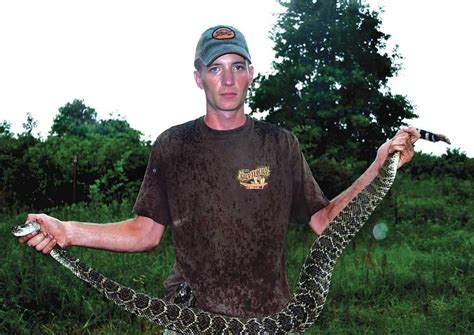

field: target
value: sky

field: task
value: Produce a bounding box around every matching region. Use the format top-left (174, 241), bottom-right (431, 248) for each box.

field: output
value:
top-left (0, 0), bottom-right (472, 157)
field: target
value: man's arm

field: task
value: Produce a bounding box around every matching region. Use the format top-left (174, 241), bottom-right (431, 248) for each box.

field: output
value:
top-left (309, 127), bottom-right (420, 235)
top-left (18, 214), bottom-right (165, 254)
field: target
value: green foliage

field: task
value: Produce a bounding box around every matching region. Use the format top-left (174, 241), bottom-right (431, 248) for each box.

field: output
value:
top-left (249, 0), bottom-right (417, 197)
top-left (88, 146), bottom-right (146, 204)
top-left (2, 134), bottom-right (149, 209)
top-left (50, 99), bottom-right (143, 141)
top-left (21, 113), bottom-right (38, 136)
top-left (50, 99), bottom-right (98, 137)
top-left (0, 99), bottom-right (150, 210)
top-left (0, 120), bottom-right (12, 136)
top-left (95, 118), bottom-right (142, 140)
top-left (403, 148), bottom-right (474, 180)
top-left (0, 131), bottom-right (40, 209)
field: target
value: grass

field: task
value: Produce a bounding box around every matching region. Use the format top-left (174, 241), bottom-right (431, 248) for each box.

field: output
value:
top-left (1, 174), bottom-right (472, 334)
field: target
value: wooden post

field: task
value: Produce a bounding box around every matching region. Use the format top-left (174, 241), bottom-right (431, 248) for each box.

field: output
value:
top-left (72, 155), bottom-right (77, 203)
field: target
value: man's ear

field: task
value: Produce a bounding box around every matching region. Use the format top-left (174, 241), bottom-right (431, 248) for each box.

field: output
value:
top-left (248, 65), bottom-right (255, 86)
top-left (194, 70), bottom-right (203, 89)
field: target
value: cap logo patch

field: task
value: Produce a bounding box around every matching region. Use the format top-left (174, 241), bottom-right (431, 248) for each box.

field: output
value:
top-left (212, 27), bottom-right (235, 40)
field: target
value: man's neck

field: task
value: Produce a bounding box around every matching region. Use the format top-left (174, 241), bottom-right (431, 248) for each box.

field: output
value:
top-left (204, 110), bottom-right (247, 131)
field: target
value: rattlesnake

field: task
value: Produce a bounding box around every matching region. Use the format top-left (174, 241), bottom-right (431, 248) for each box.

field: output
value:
top-left (12, 129), bottom-right (449, 334)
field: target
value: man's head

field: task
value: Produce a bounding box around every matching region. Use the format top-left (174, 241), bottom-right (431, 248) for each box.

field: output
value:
top-left (193, 25), bottom-right (254, 117)
top-left (194, 25), bottom-right (251, 70)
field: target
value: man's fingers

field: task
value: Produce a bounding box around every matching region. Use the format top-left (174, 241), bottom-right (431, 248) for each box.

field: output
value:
top-left (35, 236), bottom-right (52, 252)
top-left (388, 132), bottom-right (416, 156)
top-left (18, 231), bottom-right (38, 243)
top-left (26, 214), bottom-right (41, 224)
top-left (17, 228), bottom-right (57, 254)
top-left (389, 143), bottom-right (413, 155)
top-left (19, 213), bottom-right (62, 254)
top-left (42, 239), bottom-right (57, 254)
top-left (401, 126), bottom-right (421, 144)
top-left (27, 233), bottom-right (47, 248)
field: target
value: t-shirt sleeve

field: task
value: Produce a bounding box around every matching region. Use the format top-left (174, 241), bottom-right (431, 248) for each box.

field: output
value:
top-left (133, 140), bottom-right (172, 226)
top-left (290, 135), bottom-right (329, 224)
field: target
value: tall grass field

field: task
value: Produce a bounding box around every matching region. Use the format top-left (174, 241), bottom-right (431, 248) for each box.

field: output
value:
top-left (1, 173), bottom-right (472, 334)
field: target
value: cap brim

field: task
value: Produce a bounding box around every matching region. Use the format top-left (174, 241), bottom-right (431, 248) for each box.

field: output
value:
top-left (201, 45), bottom-right (251, 66)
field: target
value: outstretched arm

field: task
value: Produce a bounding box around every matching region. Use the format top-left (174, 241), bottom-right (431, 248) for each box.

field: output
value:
top-left (309, 127), bottom-right (420, 235)
top-left (17, 214), bottom-right (165, 255)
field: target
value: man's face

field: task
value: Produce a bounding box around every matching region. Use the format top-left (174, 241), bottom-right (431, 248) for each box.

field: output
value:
top-left (194, 53), bottom-right (254, 114)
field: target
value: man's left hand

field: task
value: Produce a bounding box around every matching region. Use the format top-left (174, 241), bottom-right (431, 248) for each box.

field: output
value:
top-left (378, 126), bottom-right (421, 169)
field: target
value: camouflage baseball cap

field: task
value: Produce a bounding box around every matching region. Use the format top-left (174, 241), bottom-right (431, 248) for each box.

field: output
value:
top-left (194, 25), bottom-right (251, 67)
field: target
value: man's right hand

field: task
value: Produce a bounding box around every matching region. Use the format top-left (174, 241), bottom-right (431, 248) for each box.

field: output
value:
top-left (18, 214), bottom-right (69, 254)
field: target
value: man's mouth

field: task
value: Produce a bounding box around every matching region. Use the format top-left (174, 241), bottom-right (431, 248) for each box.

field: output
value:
top-left (220, 92), bottom-right (237, 98)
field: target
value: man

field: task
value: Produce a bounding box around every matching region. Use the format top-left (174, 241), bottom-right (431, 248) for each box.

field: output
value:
top-left (19, 25), bottom-right (419, 320)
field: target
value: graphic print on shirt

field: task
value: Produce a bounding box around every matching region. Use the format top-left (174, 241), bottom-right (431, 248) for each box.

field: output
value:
top-left (237, 166), bottom-right (271, 190)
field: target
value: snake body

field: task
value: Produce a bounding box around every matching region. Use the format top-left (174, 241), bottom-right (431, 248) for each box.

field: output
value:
top-left (13, 129), bottom-right (449, 334)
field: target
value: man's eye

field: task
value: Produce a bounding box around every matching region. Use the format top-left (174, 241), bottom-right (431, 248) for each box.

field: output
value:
top-left (208, 66), bottom-right (220, 73)
top-left (234, 65), bottom-right (245, 71)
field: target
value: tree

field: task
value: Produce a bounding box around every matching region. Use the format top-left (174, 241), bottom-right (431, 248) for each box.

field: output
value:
top-left (50, 99), bottom-right (143, 141)
top-left (0, 122), bottom-right (39, 210)
top-left (95, 118), bottom-right (143, 142)
top-left (249, 0), bottom-right (417, 197)
top-left (0, 120), bottom-right (12, 137)
top-left (50, 99), bottom-right (98, 137)
top-left (21, 113), bottom-right (38, 136)
top-left (0, 100), bottom-right (150, 209)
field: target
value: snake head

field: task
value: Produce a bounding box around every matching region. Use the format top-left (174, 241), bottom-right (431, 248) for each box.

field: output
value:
top-left (12, 221), bottom-right (41, 237)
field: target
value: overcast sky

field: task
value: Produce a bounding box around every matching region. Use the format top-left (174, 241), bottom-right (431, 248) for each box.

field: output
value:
top-left (0, 0), bottom-right (471, 157)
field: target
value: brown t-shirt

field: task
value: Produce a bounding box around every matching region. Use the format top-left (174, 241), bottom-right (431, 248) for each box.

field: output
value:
top-left (133, 116), bottom-right (328, 318)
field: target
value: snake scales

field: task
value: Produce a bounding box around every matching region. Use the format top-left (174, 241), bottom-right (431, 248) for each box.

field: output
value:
top-left (13, 129), bottom-right (449, 334)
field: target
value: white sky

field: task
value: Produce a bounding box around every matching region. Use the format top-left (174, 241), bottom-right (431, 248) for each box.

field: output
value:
top-left (0, 0), bottom-right (471, 157)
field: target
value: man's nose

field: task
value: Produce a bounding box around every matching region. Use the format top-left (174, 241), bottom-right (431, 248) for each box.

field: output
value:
top-left (222, 68), bottom-right (235, 86)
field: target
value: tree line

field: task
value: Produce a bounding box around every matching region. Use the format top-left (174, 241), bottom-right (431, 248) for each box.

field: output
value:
top-left (0, 99), bottom-right (151, 210)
